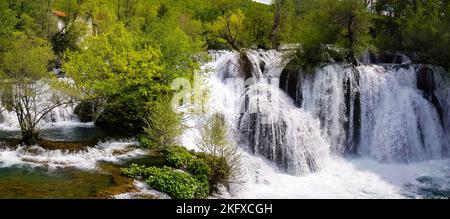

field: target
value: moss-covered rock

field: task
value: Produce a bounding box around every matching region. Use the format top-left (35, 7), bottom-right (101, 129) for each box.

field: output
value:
top-left (74, 101), bottom-right (96, 123)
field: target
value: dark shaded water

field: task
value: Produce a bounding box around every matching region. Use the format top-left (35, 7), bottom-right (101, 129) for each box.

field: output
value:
top-left (0, 125), bottom-right (107, 142)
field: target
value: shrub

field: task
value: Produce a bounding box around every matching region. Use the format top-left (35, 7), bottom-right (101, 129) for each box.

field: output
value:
top-left (145, 167), bottom-right (201, 199)
top-left (197, 153), bottom-right (231, 192)
top-left (193, 174), bottom-right (210, 198)
top-left (197, 114), bottom-right (243, 192)
top-left (137, 135), bottom-right (152, 148)
top-left (164, 146), bottom-right (195, 168)
top-left (141, 98), bottom-right (185, 149)
top-left (187, 159), bottom-right (211, 177)
top-left (121, 163), bottom-right (152, 178)
top-left (121, 164), bottom-right (207, 199)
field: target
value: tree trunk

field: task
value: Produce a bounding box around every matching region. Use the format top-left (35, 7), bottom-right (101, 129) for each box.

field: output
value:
top-left (269, 0), bottom-right (283, 48)
top-left (347, 14), bottom-right (358, 65)
top-left (21, 130), bottom-right (39, 146)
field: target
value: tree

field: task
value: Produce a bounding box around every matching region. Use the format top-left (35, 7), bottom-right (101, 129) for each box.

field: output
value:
top-left (243, 3), bottom-right (273, 49)
top-left (269, 0), bottom-right (295, 47)
top-left (210, 9), bottom-right (246, 50)
top-left (0, 33), bottom-right (72, 145)
top-left (373, 0), bottom-right (450, 69)
top-left (64, 23), bottom-right (169, 133)
top-left (140, 97), bottom-right (185, 149)
top-left (0, 1), bottom-right (18, 51)
top-left (197, 113), bottom-right (244, 190)
top-left (293, 0), bottom-right (372, 66)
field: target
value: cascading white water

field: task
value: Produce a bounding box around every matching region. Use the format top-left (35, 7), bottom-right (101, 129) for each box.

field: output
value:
top-left (293, 63), bottom-right (447, 163)
top-left (238, 82), bottom-right (330, 174)
top-left (358, 65), bottom-right (445, 162)
top-left (184, 50), bottom-right (450, 198)
top-left (190, 50), bottom-right (330, 175)
top-left (0, 80), bottom-right (83, 131)
top-left (299, 64), bottom-right (359, 153)
top-left (0, 139), bottom-right (146, 169)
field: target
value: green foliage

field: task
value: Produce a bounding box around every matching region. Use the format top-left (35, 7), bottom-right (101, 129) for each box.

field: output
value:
top-left (164, 146), bottom-right (196, 168)
top-left (187, 159), bottom-right (212, 177)
top-left (196, 152), bottom-right (231, 192)
top-left (291, 0), bottom-right (372, 65)
top-left (209, 9), bottom-right (246, 50)
top-left (197, 114), bottom-right (242, 192)
top-left (64, 23), bottom-right (168, 133)
top-left (164, 145), bottom-right (231, 193)
top-left (137, 135), bottom-right (152, 148)
top-left (141, 98), bottom-right (185, 149)
top-left (121, 164), bottom-right (207, 199)
top-left (373, 0), bottom-right (450, 69)
top-left (51, 20), bottom-right (88, 54)
top-left (63, 1), bottom-right (205, 133)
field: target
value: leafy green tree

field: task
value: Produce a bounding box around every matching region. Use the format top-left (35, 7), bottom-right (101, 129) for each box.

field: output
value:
top-left (293, 0), bottom-right (372, 66)
top-left (0, 1), bottom-right (18, 51)
top-left (374, 0), bottom-right (450, 69)
top-left (197, 113), bottom-right (243, 191)
top-left (269, 0), bottom-right (295, 47)
top-left (0, 33), bottom-right (72, 145)
top-left (243, 3), bottom-right (273, 49)
top-left (64, 23), bottom-right (166, 132)
top-left (210, 9), bottom-right (246, 50)
top-left (141, 98), bottom-right (185, 149)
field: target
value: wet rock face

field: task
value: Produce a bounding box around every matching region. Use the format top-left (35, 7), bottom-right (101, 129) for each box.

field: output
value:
top-left (279, 67), bottom-right (300, 106)
top-left (247, 113), bottom-right (288, 171)
top-left (417, 67), bottom-right (436, 99)
top-left (417, 67), bottom-right (444, 125)
top-left (238, 52), bottom-right (254, 80)
top-left (361, 51), bottom-right (412, 65)
top-left (74, 101), bottom-right (96, 122)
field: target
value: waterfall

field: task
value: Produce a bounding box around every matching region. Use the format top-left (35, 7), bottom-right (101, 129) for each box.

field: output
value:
top-left (289, 63), bottom-right (448, 163)
top-left (188, 50), bottom-right (330, 175)
top-left (194, 50), bottom-right (450, 174)
top-left (298, 64), bottom-right (360, 154)
top-left (0, 81), bottom-right (84, 131)
top-left (358, 65), bottom-right (445, 162)
top-left (238, 82), bottom-right (330, 174)
top-left (182, 50), bottom-right (450, 198)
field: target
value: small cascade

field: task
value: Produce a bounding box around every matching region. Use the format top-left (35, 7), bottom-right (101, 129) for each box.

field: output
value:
top-left (0, 81), bottom-right (82, 131)
top-left (0, 102), bottom-right (80, 130)
top-left (0, 139), bottom-right (145, 169)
